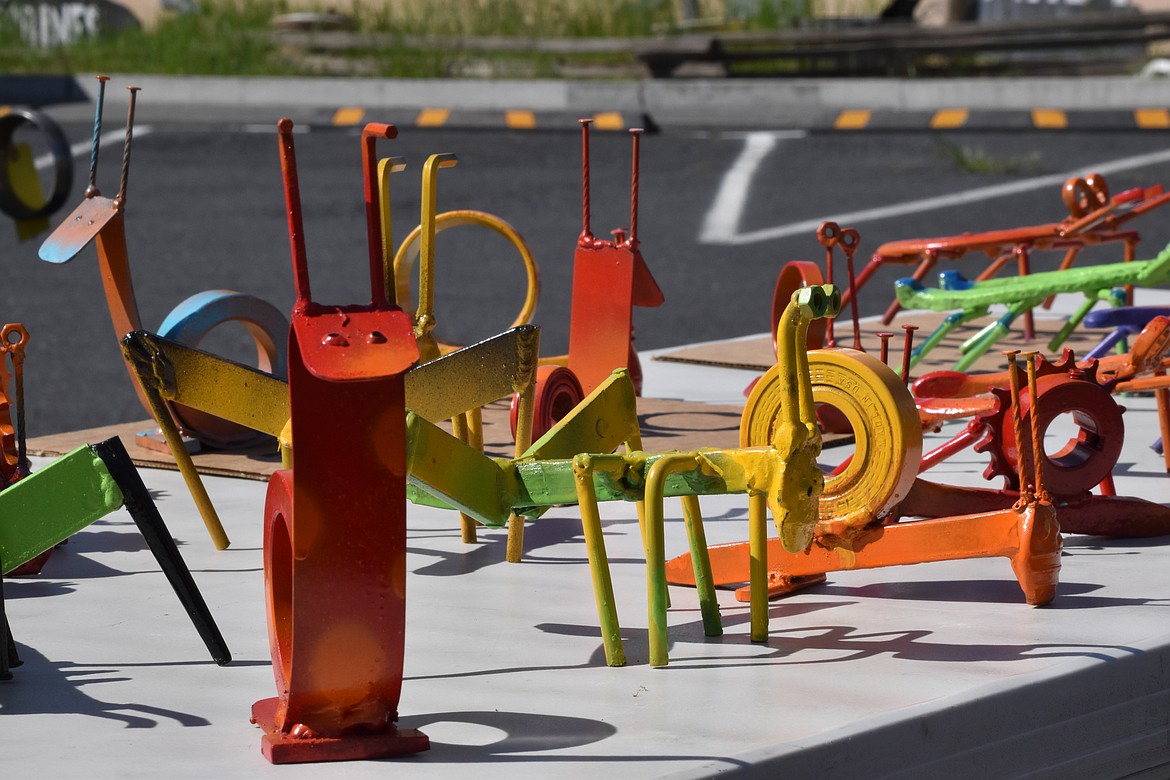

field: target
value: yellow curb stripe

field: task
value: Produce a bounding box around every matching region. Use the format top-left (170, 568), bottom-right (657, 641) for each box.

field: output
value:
top-left (930, 108), bottom-right (968, 129)
top-left (834, 109), bottom-right (871, 130)
top-left (1135, 108), bottom-right (1170, 129)
top-left (592, 112), bottom-right (624, 131)
top-left (1032, 108), bottom-right (1067, 129)
top-left (416, 108), bottom-right (451, 127)
top-left (505, 110), bottom-right (536, 129)
top-left (331, 106), bottom-right (366, 126)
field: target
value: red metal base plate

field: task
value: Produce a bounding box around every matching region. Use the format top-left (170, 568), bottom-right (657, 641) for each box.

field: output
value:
top-left (251, 698), bottom-right (430, 764)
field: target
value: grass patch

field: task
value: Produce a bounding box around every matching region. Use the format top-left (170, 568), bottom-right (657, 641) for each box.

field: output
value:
top-left (935, 139), bottom-right (1043, 175)
top-left (0, 0), bottom-right (289, 75)
top-left (0, 0), bottom-right (812, 78)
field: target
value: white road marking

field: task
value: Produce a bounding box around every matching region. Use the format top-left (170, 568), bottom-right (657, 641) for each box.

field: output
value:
top-left (701, 140), bottom-right (1170, 247)
top-left (33, 125), bottom-right (153, 170)
top-left (699, 131), bottom-right (797, 244)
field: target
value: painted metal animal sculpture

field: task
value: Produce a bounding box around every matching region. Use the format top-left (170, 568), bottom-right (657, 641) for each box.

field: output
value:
top-left (405, 284), bottom-right (840, 667)
top-left (395, 119), bottom-right (663, 441)
top-left (38, 78), bottom-right (288, 459)
top-left (0, 324), bottom-right (227, 678)
top-left (894, 241), bottom-right (1170, 371)
top-left (116, 123), bottom-right (539, 555)
top-left (670, 347), bottom-right (1063, 609)
top-left (247, 118), bottom-right (429, 764)
top-left (853, 173), bottom-right (1170, 332)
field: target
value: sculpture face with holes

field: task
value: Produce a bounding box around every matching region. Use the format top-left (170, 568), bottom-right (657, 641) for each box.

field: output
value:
top-left (37, 78), bottom-right (288, 477)
top-left (247, 118), bottom-right (431, 764)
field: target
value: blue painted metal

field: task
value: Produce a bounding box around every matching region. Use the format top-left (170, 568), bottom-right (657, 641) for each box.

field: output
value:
top-left (158, 290), bottom-right (289, 379)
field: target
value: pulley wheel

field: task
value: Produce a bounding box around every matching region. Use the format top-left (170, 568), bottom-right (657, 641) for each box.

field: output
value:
top-left (741, 348), bottom-right (921, 533)
top-left (0, 108), bottom-right (72, 220)
top-left (510, 364), bottom-right (584, 444)
top-left (992, 374), bottom-right (1124, 499)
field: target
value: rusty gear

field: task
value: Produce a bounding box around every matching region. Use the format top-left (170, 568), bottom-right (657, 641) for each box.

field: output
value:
top-left (974, 362), bottom-right (1124, 498)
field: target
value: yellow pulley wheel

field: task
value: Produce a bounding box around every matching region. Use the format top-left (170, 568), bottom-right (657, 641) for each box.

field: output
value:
top-left (741, 348), bottom-right (921, 534)
top-left (393, 209), bottom-right (540, 351)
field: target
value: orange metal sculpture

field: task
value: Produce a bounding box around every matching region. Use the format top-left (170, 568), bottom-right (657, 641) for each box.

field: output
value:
top-left (249, 119), bottom-right (428, 764)
top-left (670, 350), bottom-right (1063, 606)
top-left (513, 119), bottom-right (664, 440)
top-left (38, 79), bottom-right (288, 455)
top-left (854, 173), bottom-right (1170, 337)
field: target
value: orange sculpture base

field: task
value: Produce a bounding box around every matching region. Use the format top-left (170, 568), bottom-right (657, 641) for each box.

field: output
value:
top-left (251, 698), bottom-right (429, 765)
top-left (668, 501), bottom-right (1062, 607)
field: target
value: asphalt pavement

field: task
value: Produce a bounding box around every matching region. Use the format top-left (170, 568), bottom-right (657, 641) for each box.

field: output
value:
top-left (5, 73), bottom-right (1170, 436)
top-left (10, 72), bottom-right (1170, 130)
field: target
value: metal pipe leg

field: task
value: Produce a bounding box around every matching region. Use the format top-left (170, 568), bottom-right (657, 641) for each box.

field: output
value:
top-left (0, 555), bottom-right (20, 680)
top-left (748, 493), bottom-right (769, 643)
top-left (680, 494), bottom-right (721, 637)
top-left (571, 455), bottom-right (626, 666)
top-left (91, 437), bottom-right (231, 665)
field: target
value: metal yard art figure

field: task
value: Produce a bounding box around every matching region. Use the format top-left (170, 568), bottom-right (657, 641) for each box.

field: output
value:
top-left (894, 241), bottom-right (1170, 371)
top-left (0, 322), bottom-right (228, 681)
top-left (406, 284), bottom-right (838, 667)
top-left (37, 79), bottom-right (288, 471)
top-left (247, 118), bottom-right (430, 764)
top-left (851, 173), bottom-right (1170, 333)
top-left (394, 119), bottom-right (663, 441)
top-left (670, 347), bottom-right (1063, 610)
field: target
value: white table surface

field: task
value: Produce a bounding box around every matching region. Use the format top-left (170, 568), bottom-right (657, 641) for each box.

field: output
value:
top-left (4, 311), bottom-right (1170, 779)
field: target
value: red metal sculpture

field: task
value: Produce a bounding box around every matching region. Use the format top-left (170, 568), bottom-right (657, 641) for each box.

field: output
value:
top-left (249, 119), bottom-right (428, 764)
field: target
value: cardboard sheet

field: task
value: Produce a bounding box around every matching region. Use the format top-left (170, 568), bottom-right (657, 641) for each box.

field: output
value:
top-left (654, 310), bottom-right (1116, 377)
top-left (27, 397), bottom-right (839, 481)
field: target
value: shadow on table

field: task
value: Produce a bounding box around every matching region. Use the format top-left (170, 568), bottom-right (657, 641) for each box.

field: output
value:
top-left (395, 709), bottom-right (750, 770)
top-left (0, 645), bottom-right (213, 728)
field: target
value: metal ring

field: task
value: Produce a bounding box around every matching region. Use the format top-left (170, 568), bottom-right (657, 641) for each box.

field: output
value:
top-left (158, 290), bottom-right (290, 449)
top-left (510, 364), bottom-right (584, 443)
top-left (771, 261), bottom-right (827, 357)
top-left (394, 209), bottom-right (540, 351)
top-left (0, 108), bottom-right (73, 220)
top-left (741, 349), bottom-right (922, 535)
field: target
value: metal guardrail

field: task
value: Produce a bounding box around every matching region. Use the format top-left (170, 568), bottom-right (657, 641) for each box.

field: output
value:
top-left (636, 11), bottom-right (1170, 77)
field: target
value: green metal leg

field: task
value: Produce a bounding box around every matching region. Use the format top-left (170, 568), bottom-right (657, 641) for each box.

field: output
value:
top-left (571, 455), bottom-right (626, 667)
top-left (680, 494), bottom-right (721, 638)
top-left (955, 301), bottom-right (1032, 372)
top-left (909, 308), bottom-right (985, 370)
top-left (1048, 294), bottom-right (1103, 353)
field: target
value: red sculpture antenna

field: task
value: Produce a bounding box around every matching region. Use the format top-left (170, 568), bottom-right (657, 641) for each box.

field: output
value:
top-left (361, 122), bottom-right (397, 307)
top-left (113, 86), bottom-right (139, 211)
top-left (276, 118), bottom-right (312, 306)
top-left (578, 117), bottom-right (593, 245)
top-left (629, 127), bottom-right (643, 249)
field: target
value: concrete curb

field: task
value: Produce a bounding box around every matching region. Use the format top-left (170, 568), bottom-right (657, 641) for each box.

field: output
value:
top-left (6, 73), bottom-right (1170, 130)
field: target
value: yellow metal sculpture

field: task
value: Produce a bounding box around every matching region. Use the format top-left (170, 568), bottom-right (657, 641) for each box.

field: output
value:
top-left (384, 152), bottom-right (539, 551)
top-left (403, 284), bottom-right (840, 666)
